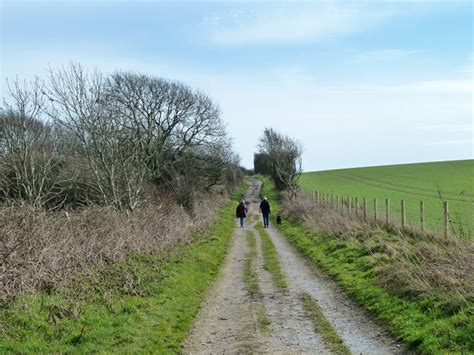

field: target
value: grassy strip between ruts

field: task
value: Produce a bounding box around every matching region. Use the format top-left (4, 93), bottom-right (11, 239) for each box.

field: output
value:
top-left (243, 231), bottom-right (259, 298)
top-left (256, 224), bottom-right (288, 292)
top-left (300, 293), bottom-right (351, 355)
top-left (0, 184), bottom-right (247, 353)
top-left (258, 175), bottom-right (474, 354)
top-left (242, 230), bottom-right (272, 333)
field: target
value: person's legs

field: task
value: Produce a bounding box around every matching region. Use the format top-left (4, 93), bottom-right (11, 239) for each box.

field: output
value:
top-left (240, 217), bottom-right (245, 227)
top-left (263, 213), bottom-right (269, 228)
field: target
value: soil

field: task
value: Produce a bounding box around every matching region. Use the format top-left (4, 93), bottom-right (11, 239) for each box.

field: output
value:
top-left (183, 179), bottom-right (404, 354)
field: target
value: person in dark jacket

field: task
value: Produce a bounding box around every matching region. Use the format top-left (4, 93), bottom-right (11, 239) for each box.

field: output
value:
top-left (236, 199), bottom-right (248, 228)
top-left (259, 196), bottom-right (271, 228)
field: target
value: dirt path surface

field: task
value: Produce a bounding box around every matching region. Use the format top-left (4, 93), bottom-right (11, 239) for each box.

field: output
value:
top-left (183, 179), bottom-right (403, 354)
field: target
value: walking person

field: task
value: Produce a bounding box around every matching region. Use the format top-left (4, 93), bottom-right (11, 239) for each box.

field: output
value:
top-left (259, 196), bottom-right (271, 228)
top-left (236, 199), bottom-right (248, 228)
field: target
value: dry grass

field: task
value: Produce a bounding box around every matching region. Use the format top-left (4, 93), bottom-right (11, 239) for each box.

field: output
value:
top-left (281, 194), bottom-right (474, 308)
top-left (0, 192), bottom-right (227, 305)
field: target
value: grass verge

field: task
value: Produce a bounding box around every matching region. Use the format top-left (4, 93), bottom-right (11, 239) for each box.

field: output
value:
top-left (256, 224), bottom-right (288, 291)
top-left (0, 186), bottom-right (246, 353)
top-left (258, 175), bottom-right (474, 354)
top-left (300, 293), bottom-right (351, 355)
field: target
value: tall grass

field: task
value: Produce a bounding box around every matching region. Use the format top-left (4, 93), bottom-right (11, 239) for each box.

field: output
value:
top-left (280, 195), bottom-right (474, 308)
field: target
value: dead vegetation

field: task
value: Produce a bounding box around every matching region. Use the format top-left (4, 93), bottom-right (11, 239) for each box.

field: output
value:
top-left (280, 193), bottom-right (474, 309)
top-left (0, 191), bottom-right (227, 305)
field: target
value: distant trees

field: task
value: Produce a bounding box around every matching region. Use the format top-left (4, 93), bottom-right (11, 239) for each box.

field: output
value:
top-left (1, 63), bottom-right (243, 211)
top-left (253, 153), bottom-right (272, 176)
top-left (256, 128), bottom-right (302, 198)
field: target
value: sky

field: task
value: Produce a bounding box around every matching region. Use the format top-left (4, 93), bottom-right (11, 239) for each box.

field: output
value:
top-left (1, 0), bottom-right (472, 171)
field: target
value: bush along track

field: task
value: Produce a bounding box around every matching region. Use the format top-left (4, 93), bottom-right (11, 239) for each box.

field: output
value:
top-left (258, 175), bottom-right (474, 354)
top-left (0, 186), bottom-right (246, 353)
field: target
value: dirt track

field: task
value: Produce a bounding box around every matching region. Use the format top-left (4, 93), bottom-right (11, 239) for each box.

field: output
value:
top-left (183, 179), bottom-right (403, 354)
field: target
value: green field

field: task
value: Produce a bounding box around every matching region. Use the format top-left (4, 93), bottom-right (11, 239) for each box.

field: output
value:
top-left (299, 160), bottom-right (474, 237)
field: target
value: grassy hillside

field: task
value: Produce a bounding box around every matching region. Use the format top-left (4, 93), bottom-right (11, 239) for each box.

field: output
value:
top-left (300, 160), bottom-right (474, 237)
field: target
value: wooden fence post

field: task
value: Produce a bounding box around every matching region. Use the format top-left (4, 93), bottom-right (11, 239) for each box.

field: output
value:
top-left (316, 191), bottom-right (319, 204)
top-left (443, 202), bottom-right (449, 238)
top-left (385, 199), bottom-right (390, 225)
top-left (355, 197), bottom-right (358, 216)
top-left (401, 200), bottom-right (405, 229)
top-left (363, 198), bottom-right (367, 221)
top-left (420, 201), bottom-right (424, 232)
top-left (341, 196), bottom-right (344, 213)
top-left (347, 197), bottom-right (351, 216)
top-left (374, 198), bottom-right (378, 222)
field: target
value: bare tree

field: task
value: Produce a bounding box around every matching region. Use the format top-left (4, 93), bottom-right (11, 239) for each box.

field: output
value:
top-left (0, 78), bottom-right (63, 206)
top-left (258, 128), bottom-right (303, 198)
top-left (106, 72), bottom-right (229, 209)
top-left (44, 63), bottom-right (148, 210)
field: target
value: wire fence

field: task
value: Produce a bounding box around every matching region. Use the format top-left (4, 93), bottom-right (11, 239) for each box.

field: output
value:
top-left (299, 188), bottom-right (471, 239)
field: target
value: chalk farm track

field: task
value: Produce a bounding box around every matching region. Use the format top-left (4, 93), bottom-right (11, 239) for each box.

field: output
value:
top-left (183, 179), bottom-right (404, 354)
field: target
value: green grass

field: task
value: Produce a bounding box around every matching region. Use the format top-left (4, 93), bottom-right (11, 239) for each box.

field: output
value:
top-left (243, 231), bottom-right (259, 298)
top-left (0, 186), bottom-right (246, 353)
top-left (256, 224), bottom-right (288, 291)
top-left (300, 293), bottom-right (351, 355)
top-left (258, 175), bottom-right (474, 354)
top-left (242, 231), bottom-right (272, 333)
top-left (299, 160), bottom-right (474, 237)
top-left (256, 306), bottom-right (272, 333)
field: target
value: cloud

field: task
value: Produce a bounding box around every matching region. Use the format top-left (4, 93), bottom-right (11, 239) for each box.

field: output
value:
top-left (414, 123), bottom-right (472, 133)
top-left (209, 4), bottom-right (391, 46)
top-left (391, 79), bottom-right (472, 94)
top-left (355, 49), bottom-right (421, 61)
top-left (424, 140), bottom-right (473, 146)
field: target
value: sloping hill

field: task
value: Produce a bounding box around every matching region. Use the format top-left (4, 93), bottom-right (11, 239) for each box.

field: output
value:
top-left (300, 160), bottom-right (474, 237)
